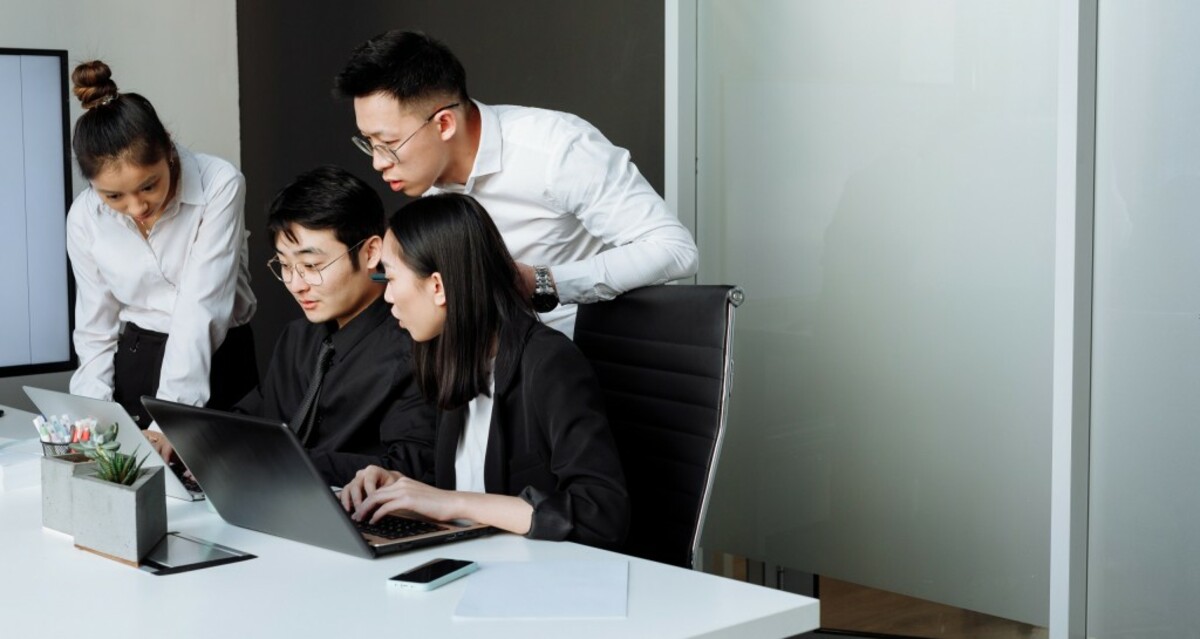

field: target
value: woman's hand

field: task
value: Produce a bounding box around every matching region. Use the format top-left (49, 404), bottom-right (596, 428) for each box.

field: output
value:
top-left (350, 476), bottom-right (535, 535)
top-left (340, 465), bottom-right (403, 514)
top-left (340, 466), bottom-right (535, 535)
top-left (352, 474), bottom-right (461, 524)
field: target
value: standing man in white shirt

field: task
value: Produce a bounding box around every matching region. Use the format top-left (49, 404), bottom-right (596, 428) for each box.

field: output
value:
top-left (334, 30), bottom-right (698, 337)
top-left (66, 60), bottom-right (257, 461)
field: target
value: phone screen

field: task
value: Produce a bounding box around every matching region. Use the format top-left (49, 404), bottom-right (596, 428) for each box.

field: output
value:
top-left (392, 558), bottom-right (474, 584)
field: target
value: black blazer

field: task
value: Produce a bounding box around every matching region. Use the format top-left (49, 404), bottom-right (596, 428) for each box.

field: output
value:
top-left (431, 315), bottom-right (629, 550)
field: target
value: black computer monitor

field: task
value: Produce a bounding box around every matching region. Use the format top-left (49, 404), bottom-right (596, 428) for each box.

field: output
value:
top-left (0, 48), bottom-right (74, 377)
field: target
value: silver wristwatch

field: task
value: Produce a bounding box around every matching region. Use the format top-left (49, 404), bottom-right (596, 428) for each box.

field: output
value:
top-left (531, 265), bottom-right (559, 313)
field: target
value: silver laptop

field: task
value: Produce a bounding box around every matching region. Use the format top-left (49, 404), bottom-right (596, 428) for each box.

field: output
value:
top-left (23, 387), bottom-right (204, 501)
top-left (141, 397), bottom-right (495, 559)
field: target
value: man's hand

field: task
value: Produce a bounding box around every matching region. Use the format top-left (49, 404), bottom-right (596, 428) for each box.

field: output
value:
top-left (143, 430), bottom-right (175, 464)
top-left (143, 430), bottom-right (175, 463)
top-left (515, 262), bottom-right (537, 298)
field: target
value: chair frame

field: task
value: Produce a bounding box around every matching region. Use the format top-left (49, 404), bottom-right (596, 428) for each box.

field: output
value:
top-left (688, 286), bottom-right (743, 568)
top-left (575, 284), bottom-right (744, 569)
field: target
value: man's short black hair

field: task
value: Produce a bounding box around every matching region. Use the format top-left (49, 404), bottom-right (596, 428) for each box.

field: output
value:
top-left (334, 30), bottom-right (469, 107)
top-left (266, 166), bottom-right (384, 269)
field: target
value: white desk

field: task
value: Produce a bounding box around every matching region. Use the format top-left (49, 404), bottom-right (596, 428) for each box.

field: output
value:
top-left (0, 475), bottom-right (818, 638)
top-left (0, 403), bottom-right (38, 439)
top-left (0, 405), bottom-right (41, 491)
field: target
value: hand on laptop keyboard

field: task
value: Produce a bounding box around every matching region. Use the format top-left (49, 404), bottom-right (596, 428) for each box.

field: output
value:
top-left (354, 516), bottom-right (446, 540)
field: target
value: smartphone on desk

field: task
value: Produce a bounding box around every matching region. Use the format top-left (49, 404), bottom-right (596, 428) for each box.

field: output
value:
top-left (388, 558), bottom-right (478, 591)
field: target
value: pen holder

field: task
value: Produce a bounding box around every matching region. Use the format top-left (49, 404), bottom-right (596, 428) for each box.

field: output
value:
top-left (40, 441), bottom-right (73, 457)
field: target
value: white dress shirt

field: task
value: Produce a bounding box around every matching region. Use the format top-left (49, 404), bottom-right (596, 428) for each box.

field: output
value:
top-left (427, 101), bottom-right (699, 337)
top-left (66, 146), bottom-right (256, 407)
top-left (454, 369), bottom-right (495, 494)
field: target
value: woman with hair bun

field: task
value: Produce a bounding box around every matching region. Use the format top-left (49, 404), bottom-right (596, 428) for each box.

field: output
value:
top-left (66, 60), bottom-right (258, 462)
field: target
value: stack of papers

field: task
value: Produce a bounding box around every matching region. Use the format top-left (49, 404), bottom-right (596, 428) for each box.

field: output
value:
top-left (454, 559), bottom-right (628, 620)
top-left (0, 438), bottom-right (42, 492)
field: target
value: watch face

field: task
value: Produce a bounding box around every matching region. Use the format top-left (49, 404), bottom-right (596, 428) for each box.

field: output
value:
top-left (532, 293), bottom-right (558, 313)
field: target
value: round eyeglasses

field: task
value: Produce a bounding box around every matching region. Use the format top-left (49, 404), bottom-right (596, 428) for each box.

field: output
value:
top-left (350, 102), bottom-right (460, 164)
top-left (267, 239), bottom-right (366, 286)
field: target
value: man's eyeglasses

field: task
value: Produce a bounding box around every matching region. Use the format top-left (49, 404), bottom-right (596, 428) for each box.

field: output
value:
top-left (351, 102), bottom-right (461, 164)
top-left (267, 239), bottom-right (366, 286)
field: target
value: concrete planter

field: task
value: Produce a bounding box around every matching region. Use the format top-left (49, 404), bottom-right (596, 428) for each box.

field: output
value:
top-left (41, 454), bottom-right (97, 535)
top-left (71, 465), bottom-right (167, 566)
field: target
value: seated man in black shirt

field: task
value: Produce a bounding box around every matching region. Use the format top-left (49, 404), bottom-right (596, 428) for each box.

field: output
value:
top-left (234, 166), bottom-right (434, 485)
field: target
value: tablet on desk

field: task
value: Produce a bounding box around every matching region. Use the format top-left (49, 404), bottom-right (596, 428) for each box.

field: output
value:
top-left (139, 532), bottom-right (256, 575)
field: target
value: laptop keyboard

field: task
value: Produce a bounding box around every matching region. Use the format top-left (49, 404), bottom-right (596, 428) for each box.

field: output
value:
top-left (180, 474), bottom-right (203, 495)
top-left (355, 515), bottom-right (446, 540)
top-left (170, 462), bottom-right (204, 495)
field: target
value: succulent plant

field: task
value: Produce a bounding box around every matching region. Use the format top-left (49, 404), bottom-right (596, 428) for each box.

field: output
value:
top-left (70, 423), bottom-right (149, 486)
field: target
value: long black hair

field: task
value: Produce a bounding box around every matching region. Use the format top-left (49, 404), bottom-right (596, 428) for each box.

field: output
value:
top-left (387, 193), bottom-right (535, 409)
top-left (70, 60), bottom-right (175, 180)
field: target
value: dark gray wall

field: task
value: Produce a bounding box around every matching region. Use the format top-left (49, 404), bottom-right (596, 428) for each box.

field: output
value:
top-left (236, 1), bottom-right (665, 369)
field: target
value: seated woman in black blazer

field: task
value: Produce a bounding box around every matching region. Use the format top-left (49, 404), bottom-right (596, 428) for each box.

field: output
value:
top-left (340, 193), bottom-right (629, 549)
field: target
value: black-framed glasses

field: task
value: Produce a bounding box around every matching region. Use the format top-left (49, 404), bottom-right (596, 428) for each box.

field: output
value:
top-left (267, 239), bottom-right (366, 286)
top-left (350, 102), bottom-right (461, 164)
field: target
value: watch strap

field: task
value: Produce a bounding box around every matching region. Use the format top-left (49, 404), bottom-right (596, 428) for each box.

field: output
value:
top-left (533, 265), bottom-right (557, 297)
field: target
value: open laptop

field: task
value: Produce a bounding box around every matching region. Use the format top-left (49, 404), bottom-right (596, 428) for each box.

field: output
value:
top-left (23, 387), bottom-right (204, 501)
top-left (141, 397), bottom-right (495, 559)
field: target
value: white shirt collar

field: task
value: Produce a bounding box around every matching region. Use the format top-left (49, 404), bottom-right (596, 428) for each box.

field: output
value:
top-left (463, 99), bottom-right (503, 191)
top-left (176, 146), bottom-right (204, 207)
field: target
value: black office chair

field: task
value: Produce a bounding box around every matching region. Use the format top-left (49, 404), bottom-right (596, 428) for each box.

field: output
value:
top-left (574, 284), bottom-right (743, 569)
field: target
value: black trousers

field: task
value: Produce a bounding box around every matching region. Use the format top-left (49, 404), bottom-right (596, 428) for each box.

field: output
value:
top-left (112, 322), bottom-right (259, 428)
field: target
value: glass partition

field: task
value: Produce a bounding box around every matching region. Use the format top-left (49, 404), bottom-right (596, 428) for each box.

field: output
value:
top-left (1088, 2), bottom-right (1200, 635)
top-left (695, 0), bottom-right (1058, 625)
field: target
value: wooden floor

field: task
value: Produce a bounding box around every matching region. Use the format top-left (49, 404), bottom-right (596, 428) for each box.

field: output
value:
top-left (817, 577), bottom-right (1047, 639)
top-left (702, 553), bottom-right (1047, 639)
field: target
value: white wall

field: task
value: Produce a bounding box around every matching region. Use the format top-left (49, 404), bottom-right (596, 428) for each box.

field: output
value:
top-left (0, 0), bottom-right (240, 409)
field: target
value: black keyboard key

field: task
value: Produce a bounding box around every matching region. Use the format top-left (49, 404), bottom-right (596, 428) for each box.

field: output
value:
top-left (356, 515), bottom-right (446, 540)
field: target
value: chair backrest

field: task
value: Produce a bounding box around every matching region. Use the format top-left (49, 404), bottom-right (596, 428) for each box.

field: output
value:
top-left (574, 284), bottom-right (743, 568)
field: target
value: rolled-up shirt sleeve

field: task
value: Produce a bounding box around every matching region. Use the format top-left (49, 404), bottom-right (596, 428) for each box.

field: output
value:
top-left (545, 125), bottom-right (699, 305)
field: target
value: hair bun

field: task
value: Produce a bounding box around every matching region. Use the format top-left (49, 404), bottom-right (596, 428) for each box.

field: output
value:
top-left (71, 60), bottom-right (120, 110)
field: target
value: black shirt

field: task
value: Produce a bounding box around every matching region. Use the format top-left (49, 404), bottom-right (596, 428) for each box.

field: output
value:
top-left (234, 296), bottom-right (435, 485)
